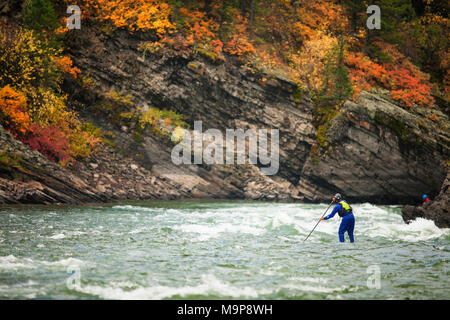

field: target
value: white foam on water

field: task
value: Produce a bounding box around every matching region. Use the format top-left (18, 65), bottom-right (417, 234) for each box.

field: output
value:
top-left (79, 274), bottom-right (270, 299)
top-left (129, 227), bottom-right (147, 234)
top-left (49, 233), bottom-right (65, 239)
top-left (0, 280), bottom-right (39, 299)
top-left (148, 202), bottom-right (448, 244)
top-left (266, 211), bottom-right (296, 229)
top-left (288, 277), bottom-right (328, 284)
top-left (0, 254), bottom-right (89, 270)
top-left (112, 205), bottom-right (159, 213)
top-left (297, 203), bottom-right (450, 242)
top-left (282, 276), bottom-right (359, 294)
top-left (42, 257), bottom-right (87, 267)
top-left (0, 255), bottom-right (35, 270)
top-left (345, 203), bottom-right (448, 242)
top-left (71, 231), bottom-right (86, 236)
top-left (173, 223), bottom-right (264, 241)
top-left (369, 217), bottom-right (449, 242)
top-left (281, 282), bottom-right (355, 294)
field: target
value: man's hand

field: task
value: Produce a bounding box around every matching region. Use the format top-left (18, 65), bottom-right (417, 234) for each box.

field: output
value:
top-left (320, 217), bottom-right (325, 220)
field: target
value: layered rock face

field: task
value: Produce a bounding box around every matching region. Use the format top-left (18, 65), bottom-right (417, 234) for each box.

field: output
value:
top-left (298, 91), bottom-right (449, 204)
top-left (69, 28), bottom-right (449, 204)
top-left (1, 26), bottom-right (449, 230)
top-left (68, 28), bottom-right (317, 201)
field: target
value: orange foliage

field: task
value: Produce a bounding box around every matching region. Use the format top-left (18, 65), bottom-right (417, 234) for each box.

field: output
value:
top-left (294, 33), bottom-right (338, 91)
top-left (260, 0), bottom-right (349, 46)
top-left (428, 113), bottom-right (439, 122)
top-left (0, 22), bottom-right (102, 164)
top-left (387, 68), bottom-right (434, 108)
top-left (179, 7), bottom-right (218, 44)
top-left (211, 39), bottom-right (223, 55)
top-left (53, 56), bottom-right (81, 79)
top-left (160, 34), bottom-right (192, 55)
top-left (170, 6), bottom-right (227, 57)
top-left (345, 52), bottom-right (388, 96)
top-left (0, 85), bottom-right (32, 137)
top-left (223, 11), bottom-right (255, 56)
top-left (84, 0), bottom-right (174, 34)
top-left (345, 46), bottom-right (434, 108)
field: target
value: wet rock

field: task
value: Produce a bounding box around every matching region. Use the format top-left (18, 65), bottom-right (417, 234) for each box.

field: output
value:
top-left (402, 168), bottom-right (450, 228)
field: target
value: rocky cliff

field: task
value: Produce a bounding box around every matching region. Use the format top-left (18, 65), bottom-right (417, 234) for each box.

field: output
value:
top-left (1, 26), bottom-right (449, 226)
top-left (298, 90), bottom-right (449, 204)
top-left (68, 27), bottom-right (449, 203)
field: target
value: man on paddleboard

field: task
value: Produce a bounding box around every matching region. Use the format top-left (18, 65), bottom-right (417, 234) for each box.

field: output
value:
top-left (320, 193), bottom-right (355, 243)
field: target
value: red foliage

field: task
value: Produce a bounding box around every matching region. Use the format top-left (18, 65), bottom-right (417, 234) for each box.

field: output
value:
top-left (345, 52), bottom-right (387, 96)
top-left (387, 68), bottom-right (434, 108)
top-left (23, 123), bottom-right (72, 163)
top-left (345, 51), bottom-right (435, 108)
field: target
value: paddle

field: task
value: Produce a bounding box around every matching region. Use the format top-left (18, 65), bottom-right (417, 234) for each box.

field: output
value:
top-left (303, 201), bottom-right (334, 242)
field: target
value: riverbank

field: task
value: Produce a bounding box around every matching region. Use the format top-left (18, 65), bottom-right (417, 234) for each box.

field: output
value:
top-left (1, 19), bottom-right (449, 228)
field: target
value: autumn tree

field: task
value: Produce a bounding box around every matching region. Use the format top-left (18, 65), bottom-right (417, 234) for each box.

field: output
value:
top-left (84, 0), bottom-right (175, 35)
top-left (0, 85), bottom-right (32, 138)
top-left (0, 21), bottom-right (101, 164)
top-left (295, 33), bottom-right (338, 92)
top-left (223, 9), bottom-right (255, 56)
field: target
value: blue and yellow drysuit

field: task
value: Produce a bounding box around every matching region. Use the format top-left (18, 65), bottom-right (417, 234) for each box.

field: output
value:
top-left (323, 200), bottom-right (355, 243)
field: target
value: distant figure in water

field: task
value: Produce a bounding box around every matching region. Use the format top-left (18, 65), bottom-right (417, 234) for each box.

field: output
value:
top-left (320, 193), bottom-right (355, 243)
top-left (422, 194), bottom-right (430, 205)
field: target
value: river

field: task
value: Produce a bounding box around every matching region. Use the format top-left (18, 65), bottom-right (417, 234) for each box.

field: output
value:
top-left (0, 200), bottom-right (448, 299)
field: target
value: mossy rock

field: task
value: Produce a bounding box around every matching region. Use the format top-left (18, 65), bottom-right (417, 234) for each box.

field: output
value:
top-left (0, 151), bottom-right (25, 179)
top-left (195, 48), bottom-right (225, 65)
top-left (389, 118), bottom-right (409, 140)
top-left (373, 112), bottom-right (384, 125)
top-left (133, 131), bottom-right (145, 144)
top-left (293, 85), bottom-right (304, 103)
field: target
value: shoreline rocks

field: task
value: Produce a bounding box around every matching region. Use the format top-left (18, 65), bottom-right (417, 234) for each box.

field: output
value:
top-left (402, 168), bottom-right (450, 228)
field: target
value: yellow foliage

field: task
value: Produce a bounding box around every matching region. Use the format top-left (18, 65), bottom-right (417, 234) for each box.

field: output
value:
top-left (0, 22), bottom-right (102, 163)
top-left (0, 25), bottom-right (60, 90)
top-left (295, 33), bottom-right (338, 91)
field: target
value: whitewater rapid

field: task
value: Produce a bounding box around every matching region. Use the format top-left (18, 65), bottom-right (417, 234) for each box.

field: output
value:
top-left (0, 201), bottom-right (448, 299)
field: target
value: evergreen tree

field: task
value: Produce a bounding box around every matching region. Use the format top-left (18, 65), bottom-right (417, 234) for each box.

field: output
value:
top-left (22, 0), bottom-right (59, 32)
top-left (320, 39), bottom-right (353, 106)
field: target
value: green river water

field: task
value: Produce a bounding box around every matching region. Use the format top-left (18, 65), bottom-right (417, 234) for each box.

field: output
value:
top-left (0, 200), bottom-right (449, 299)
